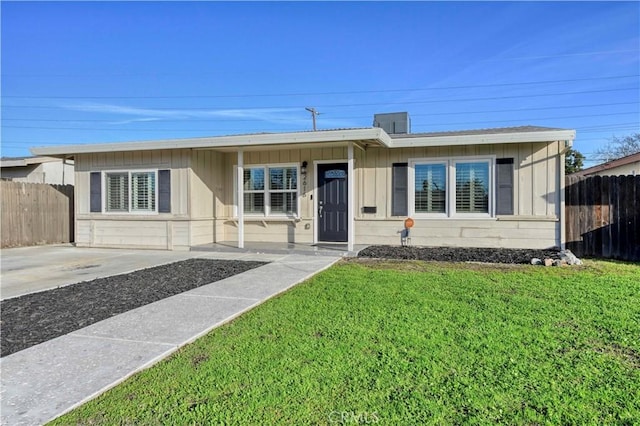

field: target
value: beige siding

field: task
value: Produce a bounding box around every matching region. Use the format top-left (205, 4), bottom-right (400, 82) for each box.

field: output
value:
top-left (222, 219), bottom-right (313, 244)
top-left (190, 219), bottom-right (214, 246)
top-left (351, 141), bottom-right (562, 248)
top-left (75, 149), bottom-right (190, 217)
top-left (90, 220), bottom-right (168, 249)
top-left (75, 149), bottom-right (195, 249)
top-left (74, 138), bottom-right (563, 250)
top-left (217, 147), bottom-right (345, 241)
top-left (190, 150), bottom-right (224, 225)
top-left (355, 218), bottom-right (558, 249)
top-left (354, 142), bottom-right (560, 220)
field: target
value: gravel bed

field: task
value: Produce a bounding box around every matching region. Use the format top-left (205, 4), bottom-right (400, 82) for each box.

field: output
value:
top-left (0, 258), bottom-right (266, 357)
top-left (358, 245), bottom-right (561, 264)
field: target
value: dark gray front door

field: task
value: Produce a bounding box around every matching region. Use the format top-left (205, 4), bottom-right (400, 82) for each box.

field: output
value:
top-left (317, 163), bottom-right (348, 242)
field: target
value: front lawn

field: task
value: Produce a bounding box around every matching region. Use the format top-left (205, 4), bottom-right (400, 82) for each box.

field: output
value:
top-left (51, 260), bottom-right (640, 425)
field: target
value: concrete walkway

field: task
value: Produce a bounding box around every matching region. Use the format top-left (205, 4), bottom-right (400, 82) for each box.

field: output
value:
top-left (0, 250), bottom-right (340, 425)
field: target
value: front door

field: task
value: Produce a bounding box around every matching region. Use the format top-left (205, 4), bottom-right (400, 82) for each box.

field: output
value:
top-left (317, 163), bottom-right (348, 242)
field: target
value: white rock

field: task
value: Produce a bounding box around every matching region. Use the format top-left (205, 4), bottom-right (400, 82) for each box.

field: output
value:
top-left (560, 249), bottom-right (582, 265)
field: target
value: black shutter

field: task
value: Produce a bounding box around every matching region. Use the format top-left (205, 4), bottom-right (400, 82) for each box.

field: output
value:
top-left (158, 169), bottom-right (171, 213)
top-left (90, 172), bottom-right (101, 212)
top-left (496, 158), bottom-right (514, 215)
top-left (392, 163), bottom-right (408, 216)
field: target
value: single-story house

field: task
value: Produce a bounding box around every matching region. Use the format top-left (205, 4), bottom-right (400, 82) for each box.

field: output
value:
top-left (0, 156), bottom-right (75, 185)
top-left (31, 113), bottom-right (575, 251)
top-left (570, 151), bottom-right (640, 177)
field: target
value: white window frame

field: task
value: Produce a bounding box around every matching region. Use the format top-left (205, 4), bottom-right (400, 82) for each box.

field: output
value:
top-left (451, 158), bottom-right (494, 218)
top-left (102, 169), bottom-right (158, 215)
top-left (408, 159), bottom-right (448, 218)
top-left (235, 163), bottom-right (300, 218)
top-left (409, 156), bottom-right (495, 219)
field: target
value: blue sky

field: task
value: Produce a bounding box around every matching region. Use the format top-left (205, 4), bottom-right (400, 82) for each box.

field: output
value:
top-left (2, 1), bottom-right (638, 166)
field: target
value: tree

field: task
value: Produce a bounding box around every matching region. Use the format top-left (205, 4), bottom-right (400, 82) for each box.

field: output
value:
top-left (565, 148), bottom-right (585, 174)
top-left (595, 133), bottom-right (640, 162)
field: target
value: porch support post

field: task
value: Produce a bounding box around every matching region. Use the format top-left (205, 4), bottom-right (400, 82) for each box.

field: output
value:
top-left (347, 141), bottom-right (355, 252)
top-left (237, 150), bottom-right (244, 249)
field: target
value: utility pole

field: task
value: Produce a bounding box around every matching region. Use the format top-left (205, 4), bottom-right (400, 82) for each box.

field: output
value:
top-left (305, 107), bottom-right (320, 131)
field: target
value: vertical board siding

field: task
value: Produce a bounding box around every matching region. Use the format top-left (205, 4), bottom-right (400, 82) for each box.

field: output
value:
top-left (566, 175), bottom-right (640, 261)
top-left (1, 182), bottom-right (74, 248)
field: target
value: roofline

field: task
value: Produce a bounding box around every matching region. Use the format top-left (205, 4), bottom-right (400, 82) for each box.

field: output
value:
top-left (30, 127), bottom-right (576, 157)
top-left (0, 156), bottom-right (66, 167)
top-left (571, 151), bottom-right (640, 176)
top-left (389, 129), bottom-right (576, 149)
top-left (30, 128), bottom-right (392, 157)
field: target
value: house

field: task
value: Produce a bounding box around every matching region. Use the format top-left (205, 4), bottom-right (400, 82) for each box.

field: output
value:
top-left (30, 113), bottom-right (575, 251)
top-left (570, 151), bottom-right (640, 177)
top-left (0, 156), bottom-right (75, 185)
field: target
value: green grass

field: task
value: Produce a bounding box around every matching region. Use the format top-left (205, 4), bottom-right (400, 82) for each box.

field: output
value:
top-left (51, 260), bottom-right (640, 425)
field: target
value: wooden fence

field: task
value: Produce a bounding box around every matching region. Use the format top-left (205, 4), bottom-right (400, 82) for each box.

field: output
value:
top-left (565, 175), bottom-right (639, 261)
top-left (1, 181), bottom-right (74, 248)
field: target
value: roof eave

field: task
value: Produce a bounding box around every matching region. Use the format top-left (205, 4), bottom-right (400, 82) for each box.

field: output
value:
top-left (388, 129), bottom-right (576, 148)
top-left (30, 128), bottom-right (393, 157)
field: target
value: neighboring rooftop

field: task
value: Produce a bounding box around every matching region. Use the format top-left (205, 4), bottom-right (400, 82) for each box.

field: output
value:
top-left (570, 151), bottom-right (640, 177)
top-left (0, 156), bottom-right (69, 168)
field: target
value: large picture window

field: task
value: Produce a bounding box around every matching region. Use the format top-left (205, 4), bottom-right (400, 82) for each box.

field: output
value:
top-left (409, 158), bottom-right (493, 218)
top-left (105, 171), bottom-right (156, 213)
top-left (242, 165), bottom-right (298, 216)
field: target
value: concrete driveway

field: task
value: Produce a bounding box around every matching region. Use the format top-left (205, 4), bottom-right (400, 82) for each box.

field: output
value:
top-left (1, 244), bottom-right (342, 425)
top-left (0, 245), bottom-right (208, 300)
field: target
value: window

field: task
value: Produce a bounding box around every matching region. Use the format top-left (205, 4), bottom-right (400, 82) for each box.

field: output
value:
top-left (131, 172), bottom-right (156, 211)
top-left (106, 172), bottom-right (129, 212)
top-left (409, 158), bottom-right (493, 218)
top-left (414, 163), bottom-right (447, 214)
top-left (105, 171), bottom-right (157, 213)
top-left (242, 165), bottom-right (298, 216)
top-left (269, 167), bottom-right (297, 214)
top-left (455, 161), bottom-right (489, 214)
top-left (243, 168), bottom-right (265, 214)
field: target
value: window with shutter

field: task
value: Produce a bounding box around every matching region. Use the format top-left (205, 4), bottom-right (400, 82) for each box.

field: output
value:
top-left (103, 170), bottom-right (157, 213)
top-left (409, 157), bottom-right (494, 218)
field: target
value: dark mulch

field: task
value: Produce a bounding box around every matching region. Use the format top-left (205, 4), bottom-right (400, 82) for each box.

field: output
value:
top-left (358, 245), bottom-right (561, 264)
top-left (0, 258), bottom-right (266, 357)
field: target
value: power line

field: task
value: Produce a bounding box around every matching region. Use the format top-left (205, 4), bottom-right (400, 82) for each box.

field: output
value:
top-left (3, 87), bottom-right (637, 111)
top-left (2, 104), bottom-right (638, 123)
top-left (3, 48), bottom-right (636, 78)
top-left (4, 74), bottom-right (638, 100)
top-left (5, 120), bottom-right (638, 133)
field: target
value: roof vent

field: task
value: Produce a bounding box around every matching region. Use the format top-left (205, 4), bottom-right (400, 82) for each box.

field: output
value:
top-left (373, 112), bottom-right (411, 134)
